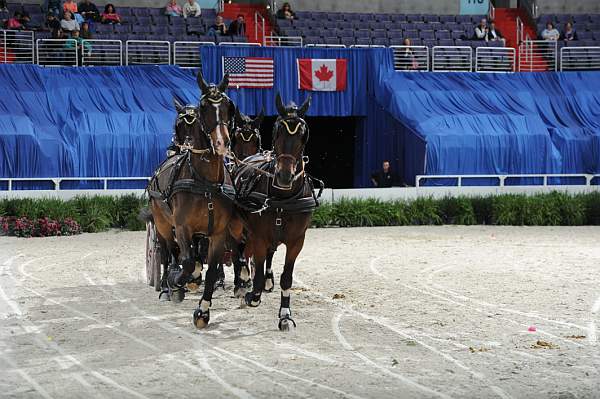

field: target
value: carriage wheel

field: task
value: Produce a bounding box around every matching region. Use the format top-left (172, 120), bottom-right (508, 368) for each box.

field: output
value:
top-left (145, 222), bottom-right (155, 286)
top-left (152, 237), bottom-right (162, 292)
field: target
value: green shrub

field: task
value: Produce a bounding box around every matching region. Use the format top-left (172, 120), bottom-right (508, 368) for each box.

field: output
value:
top-left (407, 197), bottom-right (443, 225)
top-left (439, 196), bottom-right (476, 225)
top-left (579, 192), bottom-right (600, 225)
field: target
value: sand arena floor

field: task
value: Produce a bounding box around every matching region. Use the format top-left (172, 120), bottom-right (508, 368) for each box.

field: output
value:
top-left (1, 226), bottom-right (599, 398)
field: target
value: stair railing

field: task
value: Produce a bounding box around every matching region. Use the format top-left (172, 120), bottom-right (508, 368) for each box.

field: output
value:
top-left (488, 1), bottom-right (495, 21)
top-left (255, 11), bottom-right (266, 42)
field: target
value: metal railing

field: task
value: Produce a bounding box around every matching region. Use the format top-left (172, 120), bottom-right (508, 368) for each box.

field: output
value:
top-left (2, 30), bottom-right (34, 64)
top-left (488, 0), bottom-right (495, 21)
top-left (173, 41), bottom-right (214, 68)
top-left (431, 46), bottom-right (472, 72)
top-left (125, 40), bottom-right (170, 65)
top-left (36, 39), bottom-right (78, 66)
top-left (519, 39), bottom-right (556, 71)
top-left (255, 11), bottom-right (266, 43)
top-left (81, 39), bottom-right (122, 66)
top-left (560, 47), bottom-right (600, 71)
top-left (416, 173), bottom-right (600, 188)
top-left (475, 46), bottom-right (515, 72)
top-left (263, 35), bottom-right (302, 47)
top-left (305, 43), bottom-right (346, 48)
top-left (219, 42), bottom-right (261, 46)
top-left (516, 16), bottom-right (524, 46)
top-left (391, 45), bottom-right (429, 71)
top-left (0, 177), bottom-right (151, 191)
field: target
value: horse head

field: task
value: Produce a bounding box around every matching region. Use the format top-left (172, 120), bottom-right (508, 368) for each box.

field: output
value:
top-left (197, 71), bottom-right (235, 156)
top-left (233, 107), bottom-right (264, 160)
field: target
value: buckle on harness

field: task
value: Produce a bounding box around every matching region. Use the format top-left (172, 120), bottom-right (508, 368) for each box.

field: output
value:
top-left (208, 202), bottom-right (214, 210)
top-left (275, 218), bottom-right (282, 226)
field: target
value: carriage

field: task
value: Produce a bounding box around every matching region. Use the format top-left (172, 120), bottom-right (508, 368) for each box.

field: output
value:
top-left (141, 71), bottom-right (323, 331)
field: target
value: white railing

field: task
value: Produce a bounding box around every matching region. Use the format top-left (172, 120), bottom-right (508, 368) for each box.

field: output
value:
top-left (219, 42), bottom-right (261, 46)
top-left (125, 40), bottom-right (170, 65)
top-left (215, 0), bottom-right (224, 13)
top-left (560, 47), bottom-right (600, 71)
top-left (36, 39), bottom-right (78, 66)
top-left (350, 45), bottom-right (386, 48)
top-left (255, 11), bottom-right (265, 43)
top-left (81, 39), bottom-right (122, 66)
top-left (173, 41), bottom-right (214, 68)
top-left (264, 35), bottom-right (302, 47)
top-left (488, 0), bottom-right (495, 21)
top-left (305, 43), bottom-right (346, 48)
top-left (516, 16), bottom-right (524, 45)
top-left (475, 46), bottom-right (515, 72)
top-left (2, 30), bottom-right (34, 64)
top-left (416, 174), bottom-right (600, 188)
top-left (431, 46), bottom-right (472, 72)
top-left (0, 177), bottom-right (151, 191)
top-left (518, 39), bottom-right (556, 72)
top-left (391, 45), bottom-right (429, 71)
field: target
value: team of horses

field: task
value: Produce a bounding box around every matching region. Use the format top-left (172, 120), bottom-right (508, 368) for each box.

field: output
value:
top-left (142, 71), bottom-right (322, 331)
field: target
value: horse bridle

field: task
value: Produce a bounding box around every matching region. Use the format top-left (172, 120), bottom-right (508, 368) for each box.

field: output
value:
top-left (271, 115), bottom-right (309, 190)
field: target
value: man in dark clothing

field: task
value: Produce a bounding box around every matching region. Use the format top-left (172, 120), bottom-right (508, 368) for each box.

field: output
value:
top-left (228, 14), bottom-right (245, 36)
top-left (78, 0), bottom-right (99, 21)
top-left (371, 160), bottom-right (397, 188)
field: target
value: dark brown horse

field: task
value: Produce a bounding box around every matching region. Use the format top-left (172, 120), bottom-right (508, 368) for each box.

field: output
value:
top-left (233, 94), bottom-right (323, 331)
top-left (146, 72), bottom-right (237, 329)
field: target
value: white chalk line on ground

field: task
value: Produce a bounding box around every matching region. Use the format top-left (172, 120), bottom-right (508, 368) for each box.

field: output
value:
top-left (370, 254), bottom-right (587, 349)
top-left (332, 311), bottom-right (454, 399)
top-left (589, 294), bottom-right (600, 345)
top-left (2, 255), bottom-right (149, 399)
top-left (13, 368), bottom-right (54, 399)
top-left (293, 271), bottom-right (512, 399)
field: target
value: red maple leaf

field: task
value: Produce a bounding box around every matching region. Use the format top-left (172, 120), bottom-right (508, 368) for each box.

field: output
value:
top-left (314, 64), bottom-right (333, 82)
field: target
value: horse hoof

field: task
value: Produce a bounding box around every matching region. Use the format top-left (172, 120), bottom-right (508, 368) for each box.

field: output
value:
top-left (278, 316), bottom-right (296, 332)
top-left (263, 278), bottom-right (274, 293)
top-left (158, 289), bottom-right (171, 302)
top-left (170, 288), bottom-right (185, 303)
top-left (244, 292), bottom-right (261, 308)
top-left (193, 308), bottom-right (210, 329)
top-left (214, 279), bottom-right (225, 291)
top-left (234, 286), bottom-right (246, 298)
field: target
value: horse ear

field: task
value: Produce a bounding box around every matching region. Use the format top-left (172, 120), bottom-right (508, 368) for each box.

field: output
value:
top-left (254, 107), bottom-right (265, 128)
top-left (298, 95), bottom-right (311, 118)
top-left (218, 73), bottom-right (230, 92)
top-left (197, 70), bottom-right (210, 94)
top-left (173, 97), bottom-right (185, 113)
top-left (275, 93), bottom-right (286, 116)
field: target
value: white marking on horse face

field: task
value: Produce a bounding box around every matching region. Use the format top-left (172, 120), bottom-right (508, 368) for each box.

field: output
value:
top-left (212, 103), bottom-right (227, 155)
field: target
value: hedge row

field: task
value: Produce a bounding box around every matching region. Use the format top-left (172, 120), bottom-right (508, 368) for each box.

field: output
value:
top-left (0, 192), bottom-right (599, 233)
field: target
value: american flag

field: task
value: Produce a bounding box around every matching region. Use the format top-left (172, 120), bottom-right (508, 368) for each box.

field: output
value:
top-left (222, 56), bottom-right (274, 88)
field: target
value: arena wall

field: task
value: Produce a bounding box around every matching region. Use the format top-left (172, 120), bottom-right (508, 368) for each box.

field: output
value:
top-left (535, 0), bottom-right (600, 14)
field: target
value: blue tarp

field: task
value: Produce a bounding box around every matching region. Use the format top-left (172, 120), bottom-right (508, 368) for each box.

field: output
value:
top-left (362, 48), bottom-right (600, 185)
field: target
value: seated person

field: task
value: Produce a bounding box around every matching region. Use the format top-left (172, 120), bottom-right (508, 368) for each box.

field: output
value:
top-left (208, 15), bottom-right (227, 35)
top-left (165, 0), bottom-right (182, 17)
top-left (80, 21), bottom-right (92, 38)
top-left (401, 38), bottom-right (419, 70)
top-left (541, 21), bottom-right (559, 40)
top-left (560, 22), bottom-right (577, 41)
top-left (78, 0), bottom-right (99, 21)
top-left (474, 18), bottom-right (488, 40)
top-left (228, 14), bottom-right (245, 36)
top-left (370, 160), bottom-right (397, 188)
top-left (60, 10), bottom-right (80, 32)
top-left (46, 12), bottom-right (60, 30)
top-left (101, 3), bottom-right (121, 24)
top-left (63, 0), bottom-right (77, 14)
top-left (43, 0), bottom-right (63, 17)
top-left (5, 11), bottom-right (23, 29)
top-left (182, 0), bottom-right (201, 18)
top-left (487, 21), bottom-right (505, 45)
top-left (276, 2), bottom-right (295, 20)
top-left (65, 29), bottom-right (91, 55)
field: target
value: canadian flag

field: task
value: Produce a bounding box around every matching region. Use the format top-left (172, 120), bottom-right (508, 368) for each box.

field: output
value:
top-left (297, 58), bottom-right (347, 91)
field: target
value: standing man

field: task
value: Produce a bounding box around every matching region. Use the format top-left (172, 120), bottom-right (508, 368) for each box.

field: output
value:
top-left (371, 160), bottom-right (397, 187)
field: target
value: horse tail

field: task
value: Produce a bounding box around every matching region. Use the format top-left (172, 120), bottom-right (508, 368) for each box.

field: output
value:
top-left (138, 206), bottom-right (154, 223)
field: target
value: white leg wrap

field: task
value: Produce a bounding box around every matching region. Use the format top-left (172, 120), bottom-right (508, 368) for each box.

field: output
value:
top-left (200, 299), bottom-right (210, 312)
top-left (279, 307), bottom-right (291, 318)
top-left (282, 289), bottom-right (290, 297)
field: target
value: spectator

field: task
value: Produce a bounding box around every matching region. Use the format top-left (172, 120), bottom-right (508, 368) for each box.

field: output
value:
top-left (487, 21), bottom-right (505, 45)
top-left (182, 0), bottom-right (201, 18)
top-left (19, 10), bottom-right (36, 29)
top-left (51, 27), bottom-right (64, 38)
top-left (474, 18), bottom-right (488, 40)
top-left (208, 15), bottom-right (227, 35)
top-left (65, 29), bottom-right (91, 57)
top-left (80, 20), bottom-right (92, 38)
top-left (402, 38), bottom-right (419, 70)
top-left (541, 21), bottom-right (559, 41)
top-left (228, 14), bottom-right (245, 36)
top-left (0, 0), bottom-right (7, 12)
top-left (5, 11), bottom-right (23, 29)
top-left (60, 10), bottom-right (79, 31)
top-left (101, 3), bottom-right (121, 24)
top-left (78, 0), bottom-right (99, 22)
top-left (43, 0), bottom-right (63, 17)
top-left (165, 0), bottom-right (182, 17)
top-left (0, 1), bottom-right (8, 26)
top-left (276, 2), bottom-right (295, 20)
top-left (63, 0), bottom-right (77, 14)
top-left (46, 11), bottom-right (60, 30)
top-left (560, 22), bottom-right (577, 41)
top-left (371, 160), bottom-right (397, 188)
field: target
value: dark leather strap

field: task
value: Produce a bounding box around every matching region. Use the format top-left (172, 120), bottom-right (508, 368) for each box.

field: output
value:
top-left (207, 193), bottom-right (214, 236)
top-left (274, 208), bottom-right (283, 245)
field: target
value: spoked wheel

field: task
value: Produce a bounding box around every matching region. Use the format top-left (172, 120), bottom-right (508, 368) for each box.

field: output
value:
top-left (145, 222), bottom-right (162, 291)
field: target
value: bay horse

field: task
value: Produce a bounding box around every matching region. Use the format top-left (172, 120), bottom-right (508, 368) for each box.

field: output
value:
top-left (146, 72), bottom-right (237, 328)
top-left (233, 94), bottom-right (323, 331)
